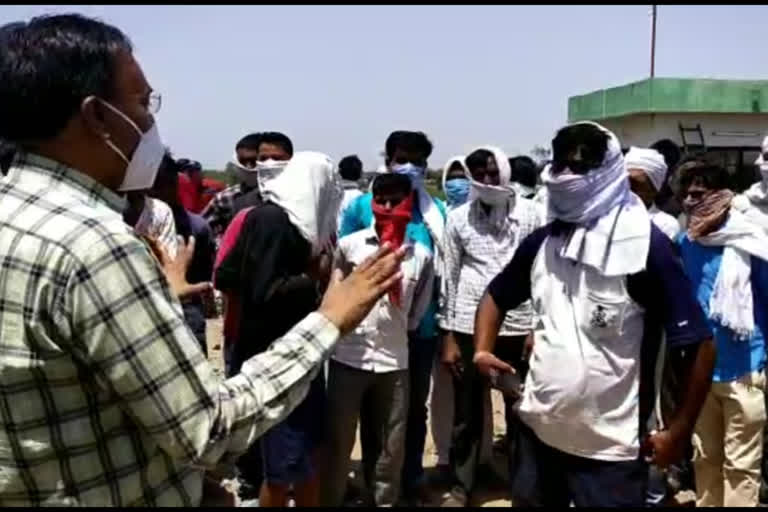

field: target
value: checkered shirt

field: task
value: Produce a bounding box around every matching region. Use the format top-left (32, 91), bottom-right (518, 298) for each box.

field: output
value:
top-left (0, 153), bottom-right (339, 506)
top-left (201, 183), bottom-right (258, 237)
top-left (439, 197), bottom-right (543, 336)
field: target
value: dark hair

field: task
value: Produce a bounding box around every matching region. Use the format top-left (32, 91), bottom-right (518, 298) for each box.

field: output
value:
top-left (676, 155), bottom-right (731, 195)
top-left (448, 160), bottom-right (465, 173)
top-left (385, 130), bottom-right (433, 160)
top-left (551, 123), bottom-right (609, 172)
top-left (0, 14), bottom-right (132, 144)
top-left (465, 149), bottom-right (494, 172)
top-left (339, 154), bottom-right (363, 182)
top-left (236, 132), bottom-right (262, 151)
top-left (176, 158), bottom-right (202, 173)
top-left (372, 173), bottom-right (411, 196)
top-left (509, 155), bottom-right (538, 188)
top-left (650, 139), bottom-right (681, 172)
top-left (258, 131), bottom-right (293, 157)
top-left (0, 138), bottom-right (16, 175)
top-left (154, 151), bottom-right (180, 186)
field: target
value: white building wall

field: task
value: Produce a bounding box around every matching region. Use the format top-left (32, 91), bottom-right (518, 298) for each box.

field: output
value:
top-left (598, 113), bottom-right (768, 149)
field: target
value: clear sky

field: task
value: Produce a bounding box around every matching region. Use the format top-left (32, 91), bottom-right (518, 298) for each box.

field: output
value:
top-left (3, 5), bottom-right (767, 170)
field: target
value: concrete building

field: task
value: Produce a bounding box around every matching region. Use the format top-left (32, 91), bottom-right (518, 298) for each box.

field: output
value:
top-left (568, 77), bottom-right (768, 190)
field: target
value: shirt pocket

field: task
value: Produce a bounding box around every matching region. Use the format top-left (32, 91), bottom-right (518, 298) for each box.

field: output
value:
top-left (578, 289), bottom-right (629, 342)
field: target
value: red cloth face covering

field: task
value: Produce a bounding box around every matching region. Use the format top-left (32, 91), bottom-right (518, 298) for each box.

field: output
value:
top-left (372, 193), bottom-right (413, 307)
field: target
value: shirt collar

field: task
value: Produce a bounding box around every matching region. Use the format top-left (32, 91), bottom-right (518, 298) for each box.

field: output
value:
top-left (363, 226), bottom-right (415, 251)
top-left (239, 181), bottom-right (258, 194)
top-left (8, 151), bottom-right (126, 213)
top-left (472, 198), bottom-right (518, 224)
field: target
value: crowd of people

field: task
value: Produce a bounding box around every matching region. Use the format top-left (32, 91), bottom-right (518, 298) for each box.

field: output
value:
top-left (3, 12), bottom-right (768, 509)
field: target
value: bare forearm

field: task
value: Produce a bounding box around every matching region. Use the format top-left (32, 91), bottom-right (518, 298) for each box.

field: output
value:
top-left (474, 292), bottom-right (505, 354)
top-left (667, 338), bottom-right (716, 439)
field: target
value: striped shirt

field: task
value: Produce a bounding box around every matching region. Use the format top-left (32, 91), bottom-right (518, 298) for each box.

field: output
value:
top-left (440, 197), bottom-right (543, 336)
top-left (0, 153), bottom-right (339, 506)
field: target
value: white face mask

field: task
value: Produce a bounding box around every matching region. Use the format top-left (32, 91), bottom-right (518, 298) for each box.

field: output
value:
top-left (472, 181), bottom-right (513, 206)
top-left (256, 159), bottom-right (289, 172)
top-left (98, 99), bottom-right (165, 192)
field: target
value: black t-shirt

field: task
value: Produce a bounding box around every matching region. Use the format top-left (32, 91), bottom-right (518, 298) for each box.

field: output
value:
top-left (215, 203), bottom-right (317, 366)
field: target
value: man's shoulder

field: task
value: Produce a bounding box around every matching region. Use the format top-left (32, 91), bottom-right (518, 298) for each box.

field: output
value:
top-left (447, 201), bottom-right (472, 221)
top-left (339, 227), bottom-right (375, 248)
top-left (213, 184), bottom-right (241, 202)
top-left (411, 238), bottom-right (435, 264)
top-left (147, 197), bottom-right (174, 218)
top-left (350, 192), bottom-right (372, 209)
top-left (187, 211), bottom-right (212, 236)
top-left (4, 193), bottom-right (144, 270)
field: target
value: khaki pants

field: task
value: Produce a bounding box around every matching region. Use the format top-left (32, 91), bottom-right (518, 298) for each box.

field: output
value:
top-left (693, 370), bottom-right (766, 507)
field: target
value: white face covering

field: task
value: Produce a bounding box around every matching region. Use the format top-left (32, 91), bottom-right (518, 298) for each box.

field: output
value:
top-left (466, 145), bottom-right (514, 207)
top-left (97, 99), bottom-right (165, 192)
top-left (227, 154), bottom-right (290, 189)
top-left (256, 159), bottom-right (289, 173)
top-left (473, 182), bottom-right (514, 206)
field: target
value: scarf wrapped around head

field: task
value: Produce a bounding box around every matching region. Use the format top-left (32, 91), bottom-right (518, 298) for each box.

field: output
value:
top-left (442, 155), bottom-right (470, 210)
top-left (686, 189), bottom-right (734, 240)
top-left (733, 135), bottom-right (768, 225)
top-left (692, 202), bottom-right (768, 340)
top-left (541, 121), bottom-right (651, 276)
top-left (625, 147), bottom-right (668, 192)
top-left (372, 188), bottom-right (414, 307)
top-left (260, 151), bottom-right (343, 256)
top-left (465, 146), bottom-right (516, 229)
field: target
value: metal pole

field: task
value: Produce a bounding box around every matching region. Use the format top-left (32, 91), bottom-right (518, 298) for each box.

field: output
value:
top-left (650, 4), bottom-right (657, 78)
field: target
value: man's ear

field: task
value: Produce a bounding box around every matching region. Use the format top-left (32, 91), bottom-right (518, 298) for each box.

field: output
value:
top-left (80, 96), bottom-right (110, 141)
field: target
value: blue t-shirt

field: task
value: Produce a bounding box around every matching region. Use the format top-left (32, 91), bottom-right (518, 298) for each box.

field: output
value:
top-left (677, 235), bottom-right (768, 382)
top-left (339, 192), bottom-right (446, 339)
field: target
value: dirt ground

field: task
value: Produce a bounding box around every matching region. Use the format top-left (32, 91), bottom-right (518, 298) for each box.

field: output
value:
top-left (205, 318), bottom-right (696, 507)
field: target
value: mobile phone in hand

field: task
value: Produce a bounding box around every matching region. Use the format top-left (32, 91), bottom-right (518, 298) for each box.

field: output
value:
top-left (489, 369), bottom-right (522, 399)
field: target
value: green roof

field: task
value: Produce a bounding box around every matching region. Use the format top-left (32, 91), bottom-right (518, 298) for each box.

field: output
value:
top-left (568, 78), bottom-right (768, 123)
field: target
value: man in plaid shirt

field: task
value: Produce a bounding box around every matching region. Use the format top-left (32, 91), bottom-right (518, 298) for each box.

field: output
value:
top-left (0, 14), bottom-right (404, 506)
top-left (439, 146), bottom-right (543, 507)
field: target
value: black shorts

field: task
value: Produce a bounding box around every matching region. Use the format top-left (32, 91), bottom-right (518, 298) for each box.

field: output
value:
top-left (260, 375), bottom-right (326, 485)
top-left (510, 421), bottom-right (648, 507)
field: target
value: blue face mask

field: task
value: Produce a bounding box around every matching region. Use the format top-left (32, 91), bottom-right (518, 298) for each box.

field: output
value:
top-left (444, 178), bottom-right (470, 207)
top-left (392, 162), bottom-right (426, 188)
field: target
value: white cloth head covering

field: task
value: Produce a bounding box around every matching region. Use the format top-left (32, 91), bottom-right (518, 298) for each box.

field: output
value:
top-left (441, 155), bottom-right (467, 191)
top-left (465, 145), bottom-right (512, 201)
top-left (695, 209), bottom-right (768, 339)
top-left (732, 134), bottom-right (768, 230)
top-left (411, 171), bottom-right (445, 245)
top-left (625, 146), bottom-right (668, 192)
top-left (465, 146), bottom-right (515, 228)
top-left (261, 151), bottom-right (343, 256)
top-left (542, 121), bottom-right (651, 276)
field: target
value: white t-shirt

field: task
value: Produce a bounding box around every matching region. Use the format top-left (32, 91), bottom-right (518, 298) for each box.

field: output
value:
top-left (487, 222), bottom-right (711, 461)
top-left (332, 228), bottom-right (434, 372)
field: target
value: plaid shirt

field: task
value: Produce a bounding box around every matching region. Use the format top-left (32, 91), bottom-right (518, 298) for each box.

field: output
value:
top-left (440, 197), bottom-right (543, 336)
top-left (0, 153), bottom-right (339, 506)
top-left (201, 183), bottom-right (259, 237)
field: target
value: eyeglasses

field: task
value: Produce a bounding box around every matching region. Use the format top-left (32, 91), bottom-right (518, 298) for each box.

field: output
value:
top-left (148, 92), bottom-right (162, 115)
